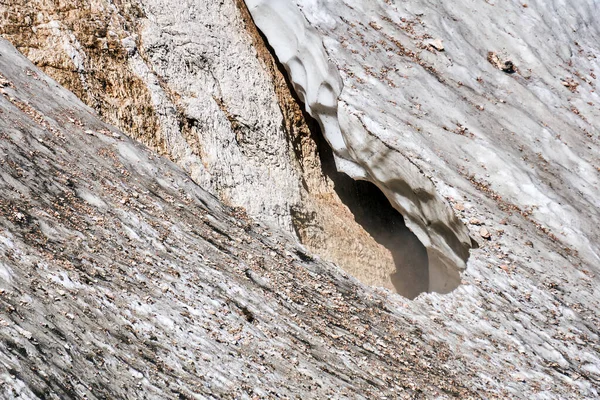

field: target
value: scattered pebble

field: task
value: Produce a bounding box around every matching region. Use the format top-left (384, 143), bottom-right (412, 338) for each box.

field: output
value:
top-left (479, 227), bottom-right (491, 239)
top-left (425, 38), bottom-right (444, 52)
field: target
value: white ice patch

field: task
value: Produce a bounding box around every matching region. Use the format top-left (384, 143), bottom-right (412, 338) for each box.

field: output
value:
top-left (0, 262), bottom-right (13, 285)
top-left (48, 271), bottom-right (79, 290)
top-left (76, 188), bottom-right (108, 210)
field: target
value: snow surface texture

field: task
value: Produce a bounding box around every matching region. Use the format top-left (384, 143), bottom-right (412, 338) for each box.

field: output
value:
top-left (2, 2), bottom-right (600, 397)
top-left (245, 0), bottom-right (473, 294)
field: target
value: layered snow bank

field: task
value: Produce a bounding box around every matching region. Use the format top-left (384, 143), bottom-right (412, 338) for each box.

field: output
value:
top-left (245, 0), bottom-right (473, 294)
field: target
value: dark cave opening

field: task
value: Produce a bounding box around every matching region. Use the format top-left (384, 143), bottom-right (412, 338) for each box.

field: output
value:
top-left (304, 113), bottom-right (431, 299)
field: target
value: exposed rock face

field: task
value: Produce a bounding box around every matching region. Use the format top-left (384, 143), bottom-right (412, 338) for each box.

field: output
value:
top-left (0, 0), bottom-right (161, 148)
top-left (0, 0), bottom-right (425, 294)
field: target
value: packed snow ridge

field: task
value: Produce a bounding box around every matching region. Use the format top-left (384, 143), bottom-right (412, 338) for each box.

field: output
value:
top-left (245, 0), bottom-right (472, 294)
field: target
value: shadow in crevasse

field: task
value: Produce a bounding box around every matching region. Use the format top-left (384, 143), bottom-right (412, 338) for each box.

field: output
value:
top-left (320, 150), bottom-right (430, 299)
top-left (248, 8), bottom-right (439, 299)
top-left (300, 111), bottom-right (431, 299)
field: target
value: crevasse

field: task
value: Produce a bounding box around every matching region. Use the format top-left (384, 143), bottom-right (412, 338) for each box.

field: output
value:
top-left (244, 0), bottom-right (473, 295)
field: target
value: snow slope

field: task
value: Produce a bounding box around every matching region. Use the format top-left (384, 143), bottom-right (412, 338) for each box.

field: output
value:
top-left (1, 0), bottom-right (600, 397)
top-left (0, 38), bottom-right (478, 398)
